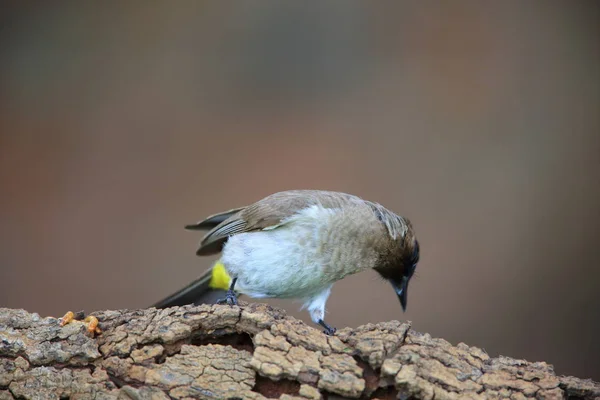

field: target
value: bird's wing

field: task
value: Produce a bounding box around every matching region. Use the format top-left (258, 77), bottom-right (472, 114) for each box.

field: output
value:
top-left (185, 207), bottom-right (245, 231)
top-left (193, 190), bottom-right (361, 255)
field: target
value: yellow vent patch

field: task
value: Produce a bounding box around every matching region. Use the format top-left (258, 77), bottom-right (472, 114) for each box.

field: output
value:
top-left (209, 260), bottom-right (231, 290)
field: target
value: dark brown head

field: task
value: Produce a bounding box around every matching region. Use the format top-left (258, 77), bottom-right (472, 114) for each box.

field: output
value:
top-left (374, 235), bottom-right (420, 312)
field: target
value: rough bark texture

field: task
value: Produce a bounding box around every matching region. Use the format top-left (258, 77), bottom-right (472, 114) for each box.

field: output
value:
top-left (0, 303), bottom-right (597, 400)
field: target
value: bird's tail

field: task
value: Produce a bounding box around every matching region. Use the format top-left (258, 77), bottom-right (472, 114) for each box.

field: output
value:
top-left (152, 260), bottom-right (234, 308)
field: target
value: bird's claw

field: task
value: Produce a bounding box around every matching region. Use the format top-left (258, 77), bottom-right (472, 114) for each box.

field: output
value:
top-left (318, 319), bottom-right (336, 336)
top-left (323, 326), bottom-right (337, 336)
top-left (216, 290), bottom-right (238, 306)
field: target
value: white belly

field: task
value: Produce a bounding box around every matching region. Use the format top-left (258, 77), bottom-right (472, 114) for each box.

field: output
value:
top-left (221, 224), bottom-right (329, 299)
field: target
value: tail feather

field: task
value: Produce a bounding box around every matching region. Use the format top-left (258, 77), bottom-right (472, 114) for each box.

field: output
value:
top-left (159, 207), bottom-right (244, 308)
top-left (152, 261), bottom-right (235, 308)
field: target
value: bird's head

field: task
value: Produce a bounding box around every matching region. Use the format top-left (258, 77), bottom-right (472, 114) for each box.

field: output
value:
top-left (374, 235), bottom-right (420, 312)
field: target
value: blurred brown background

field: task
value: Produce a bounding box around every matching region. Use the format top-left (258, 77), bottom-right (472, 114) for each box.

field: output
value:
top-left (1, 2), bottom-right (598, 380)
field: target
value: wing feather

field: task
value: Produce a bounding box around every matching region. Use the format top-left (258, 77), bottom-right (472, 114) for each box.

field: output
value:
top-left (194, 190), bottom-right (364, 255)
top-left (185, 207), bottom-right (245, 231)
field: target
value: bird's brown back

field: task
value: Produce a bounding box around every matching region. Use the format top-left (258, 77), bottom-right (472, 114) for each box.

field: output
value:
top-left (189, 190), bottom-right (413, 259)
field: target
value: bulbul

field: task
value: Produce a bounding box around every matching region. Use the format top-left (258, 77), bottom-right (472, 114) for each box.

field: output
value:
top-left (153, 190), bottom-right (420, 335)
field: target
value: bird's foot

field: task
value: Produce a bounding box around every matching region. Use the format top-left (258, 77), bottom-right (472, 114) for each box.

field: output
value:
top-left (216, 290), bottom-right (238, 306)
top-left (58, 311), bottom-right (101, 336)
top-left (318, 319), bottom-right (337, 336)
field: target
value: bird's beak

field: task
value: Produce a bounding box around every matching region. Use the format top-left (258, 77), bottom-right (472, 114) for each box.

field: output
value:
top-left (392, 276), bottom-right (409, 311)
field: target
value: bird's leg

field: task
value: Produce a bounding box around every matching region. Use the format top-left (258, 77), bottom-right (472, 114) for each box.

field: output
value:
top-left (216, 277), bottom-right (238, 306)
top-left (305, 285), bottom-right (336, 335)
top-left (318, 319), bottom-right (337, 336)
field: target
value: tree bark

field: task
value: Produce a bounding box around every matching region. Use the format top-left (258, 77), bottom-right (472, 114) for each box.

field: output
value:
top-left (0, 303), bottom-right (597, 400)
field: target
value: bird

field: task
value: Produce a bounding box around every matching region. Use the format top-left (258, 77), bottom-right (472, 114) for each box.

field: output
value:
top-left (153, 190), bottom-right (420, 335)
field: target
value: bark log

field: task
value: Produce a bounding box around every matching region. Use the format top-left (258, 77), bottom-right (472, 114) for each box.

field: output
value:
top-left (0, 303), bottom-right (597, 400)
